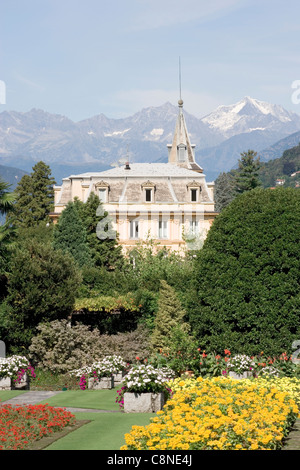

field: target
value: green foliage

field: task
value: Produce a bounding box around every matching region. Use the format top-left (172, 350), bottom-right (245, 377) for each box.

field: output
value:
top-left (122, 239), bottom-right (194, 296)
top-left (214, 171), bottom-right (236, 212)
top-left (162, 325), bottom-right (200, 375)
top-left (53, 201), bottom-right (91, 267)
top-left (9, 161), bottom-right (55, 228)
top-left (234, 150), bottom-right (261, 194)
top-left (189, 187), bottom-right (300, 356)
top-left (0, 178), bottom-right (15, 216)
top-left (150, 280), bottom-right (190, 353)
top-left (29, 320), bottom-right (151, 372)
top-left (74, 293), bottom-right (140, 313)
top-left (0, 178), bottom-right (16, 274)
top-left (4, 239), bottom-right (81, 353)
top-left (74, 193), bottom-right (123, 269)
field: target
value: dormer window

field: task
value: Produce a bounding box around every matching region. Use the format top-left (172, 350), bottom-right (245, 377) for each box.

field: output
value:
top-left (187, 181), bottom-right (202, 203)
top-left (95, 181), bottom-right (110, 203)
top-left (99, 188), bottom-right (107, 203)
top-left (141, 181), bottom-right (156, 203)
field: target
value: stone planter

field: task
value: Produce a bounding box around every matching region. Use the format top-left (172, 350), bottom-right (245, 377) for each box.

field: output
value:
top-left (229, 371), bottom-right (252, 380)
top-left (88, 376), bottom-right (114, 390)
top-left (0, 376), bottom-right (11, 390)
top-left (0, 374), bottom-right (29, 390)
top-left (124, 392), bottom-right (165, 413)
top-left (12, 373), bottom-right (29, 390)
top-left (113, 370), bottom-right (126, 386)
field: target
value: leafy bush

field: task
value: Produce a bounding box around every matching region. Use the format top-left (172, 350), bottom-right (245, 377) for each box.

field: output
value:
top-left (29, 320), bottom-right (151, 373)
top-left (5, 239), bottom-right (81, 352)
top-left (190, 187), bottom-right (300, 356)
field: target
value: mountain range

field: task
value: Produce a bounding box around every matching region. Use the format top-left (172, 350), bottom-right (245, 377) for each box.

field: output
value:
top-left (1, 96), bottom-right (300, 184)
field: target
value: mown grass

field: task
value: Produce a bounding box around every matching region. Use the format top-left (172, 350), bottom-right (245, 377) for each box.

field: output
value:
top-left (45, 412), bottom-right (153, 450)
top-left (39, 388), bottom-right (121, 411)
top-left (0, 390), bottom-right (27, 402)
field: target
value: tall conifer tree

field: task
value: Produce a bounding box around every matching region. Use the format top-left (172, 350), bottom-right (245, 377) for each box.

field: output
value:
top-left (234, 150), bottom-right (261, 194)
top-left (75, 193), bottom-right (123, 269)
top-left (10, 161), bottom-right (55, 228)
top-left (53, 201), bottom-right (91, 267)
top-left (150, 280), bottom-right (189, 353)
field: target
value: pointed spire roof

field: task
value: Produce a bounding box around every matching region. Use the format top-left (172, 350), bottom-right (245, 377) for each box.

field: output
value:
top-left (168, 99), bottom-right (203, 173)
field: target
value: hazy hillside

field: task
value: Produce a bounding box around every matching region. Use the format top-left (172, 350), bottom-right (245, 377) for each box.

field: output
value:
top-left (259, 143), bottom-right (300, 188)
top-left (0, 164), bottom-right (28, 189)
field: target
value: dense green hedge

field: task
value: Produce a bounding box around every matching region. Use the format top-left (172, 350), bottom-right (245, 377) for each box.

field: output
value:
top-left (189, 187), bottom-right (300, 356)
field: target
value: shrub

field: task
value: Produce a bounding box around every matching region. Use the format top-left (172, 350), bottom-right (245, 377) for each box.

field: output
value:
top-left (29, 320), bottom-right (151, 373)
top-left (190, 187), bottom-right (300, 356)
top-left (5, 239), bottom-right (81, 352)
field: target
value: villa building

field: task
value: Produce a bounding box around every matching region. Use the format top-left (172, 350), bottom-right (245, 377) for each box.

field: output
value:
top-left (51, 99), bottom-right (218, 253)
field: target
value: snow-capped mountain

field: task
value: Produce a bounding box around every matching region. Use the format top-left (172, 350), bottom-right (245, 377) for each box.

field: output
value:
top-left (1, 97), bottom-right (300, 183)
top-left (201, 96), bottom-right (300, 139)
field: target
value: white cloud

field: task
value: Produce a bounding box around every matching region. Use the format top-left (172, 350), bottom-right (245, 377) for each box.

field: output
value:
top-left (127, 0), bottom-right (245, 31)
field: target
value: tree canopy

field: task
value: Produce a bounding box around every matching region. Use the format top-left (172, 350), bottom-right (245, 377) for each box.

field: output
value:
top-left (189, 187), bottom-right (300, 356)
top-left (4, 238), bottom-right (81, 352)
top-left (53, 201), bottom-right (91, 267)
top-left (234, 150), bottom-right (261, 194)
top-left (9, 161), bottom-right (55, 228)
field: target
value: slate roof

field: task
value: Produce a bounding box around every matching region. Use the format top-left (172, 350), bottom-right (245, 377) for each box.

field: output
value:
top-left (64, 163), bottom-right (206, 180)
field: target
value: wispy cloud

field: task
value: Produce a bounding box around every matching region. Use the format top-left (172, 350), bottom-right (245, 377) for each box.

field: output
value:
top-left (126, 0), bottom-right (246, 31)
top-left (14, 73), bottom-right (45, 93)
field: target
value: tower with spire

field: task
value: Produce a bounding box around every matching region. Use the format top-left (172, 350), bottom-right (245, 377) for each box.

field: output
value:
top-left (167, 98), bottom-right (203, 173)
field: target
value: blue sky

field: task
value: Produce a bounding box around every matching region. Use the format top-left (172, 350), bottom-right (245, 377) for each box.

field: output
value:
top-left (1, 0), bottom-right (300, 121)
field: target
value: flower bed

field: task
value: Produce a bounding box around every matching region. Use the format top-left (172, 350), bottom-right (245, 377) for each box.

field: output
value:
top-left (70, 355), bottom-right (127, 390)
top-left (121, 376), bottom-right (299, 450)
top-left (0, 403), bottom-right (75, 450)
top-left (254, 376), bottom-right (300, 408)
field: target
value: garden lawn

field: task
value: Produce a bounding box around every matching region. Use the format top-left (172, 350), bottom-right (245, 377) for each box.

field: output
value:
top-left (38, 389), bottom-right (120, 411)
top-left (0, 390), bottom-right (28, 402)
top-left (44, 412), bottom-right (153, 450)
top-left (35, 389), bottom-right (153, 450)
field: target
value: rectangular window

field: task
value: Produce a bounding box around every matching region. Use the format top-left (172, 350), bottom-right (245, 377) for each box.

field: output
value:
top-left (190, 220), bottom-right (199, 234)
top-left (99, 188), bottom-right (107, 203)
top-left (178, 146), bottom-right (186, 161)
top-left (130, 220), bottom-right (139, 239)
top-left (145, 188), bottom-right (152, 202)
top-left (158, 220), bottom-right (168, 239)
top-left (191, 189), bottom-right (197, 202)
